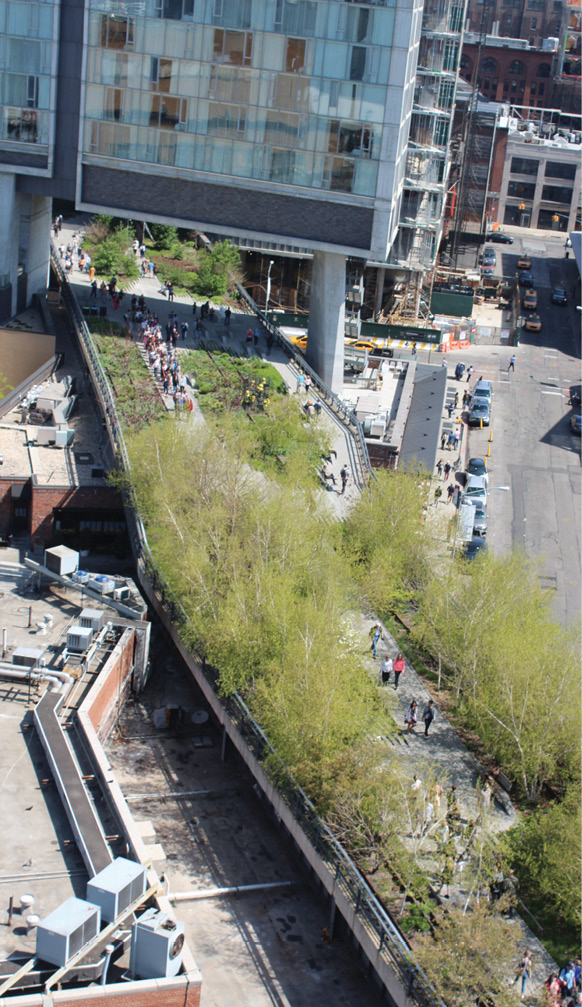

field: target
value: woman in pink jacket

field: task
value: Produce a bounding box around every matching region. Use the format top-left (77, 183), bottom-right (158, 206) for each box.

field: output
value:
top-left (393, 653), bottom-right (405, 689)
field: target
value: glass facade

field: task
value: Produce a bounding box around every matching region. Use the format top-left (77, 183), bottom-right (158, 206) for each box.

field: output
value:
top-left (82, 0), bottom-right (401, 198)
top-left (0, 0), bottom-right (57, 146)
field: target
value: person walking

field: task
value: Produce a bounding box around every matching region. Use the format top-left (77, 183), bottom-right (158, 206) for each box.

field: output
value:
top-left (446, 785), bottom-right (461, 831)
top-left (443, 461), bottom-right (451, 481)
top-left (440, 431), bottom-right (447, 451)
top-left (508, 354), bottom-right (515, 372)
top-left (393, 652), bottom-right (405, 689)
top-left (370, 623), bottom-right (382, 659)
top-left (340, 466), bottom-right (349, 495)
top-left (422, 700), bottom-right (435, 736)
top-left (466, 365), bottom-right (473, 383)
top-left (447, 483), bottom-right (455, 502)
top-left (437, 459), bottom-right (443, 478)
top-left (513, 951), bottom-right (532, 1000)
top-left (380, 653), bottom-right (393, 685)
top-left (405, 700), bottom-right (418, 734)
top-left (224, 307), bottom-right (231, 327)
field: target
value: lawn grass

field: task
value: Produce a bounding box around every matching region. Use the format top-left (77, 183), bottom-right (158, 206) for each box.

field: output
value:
top-left (182, 349), bottom-right (286, 414)
top-left (92, 329), bottom-right (166, 431)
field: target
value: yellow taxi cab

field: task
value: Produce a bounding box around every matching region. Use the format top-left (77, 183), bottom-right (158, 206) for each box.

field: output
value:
top-left (523, 289), bottom-right (537, 311)
top-left (346, 340), bottom-right (377, 352)
top-left (289, 333), bottom-right (308, 350)
top-left (524, 313), bottom-right (542, 332)
top-left (517, 255), bottom-right (532, 270)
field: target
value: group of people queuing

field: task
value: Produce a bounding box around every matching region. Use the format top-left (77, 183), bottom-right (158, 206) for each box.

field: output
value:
top-left (133, 300), bottom-right (194, 410)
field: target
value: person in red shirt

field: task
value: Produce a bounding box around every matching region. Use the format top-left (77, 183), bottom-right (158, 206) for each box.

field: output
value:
top-left (393, 653), bottom-right (405, 689)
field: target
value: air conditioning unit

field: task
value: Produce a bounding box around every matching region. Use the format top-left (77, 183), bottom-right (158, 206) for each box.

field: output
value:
top-left (113, 586), bottom-right (130, 601)
top-left (72, 570), bottom-right (90, 585)
top-left (86, 857), bottom-right (147, 924)
top-left (66, 626), bottom-right (93, 653)
top-left (36, 897), bottom-right (101, 967)
top-left (44, 545), bottom-right (79, 577)
top-left (79, 608), bottom-right (105, 632)
top-left (12, 647), bottom-right (45, 668)
top-left (130, 910), bottom-right (184, 980)
top-left (89, 575), bottom-right (115, 595)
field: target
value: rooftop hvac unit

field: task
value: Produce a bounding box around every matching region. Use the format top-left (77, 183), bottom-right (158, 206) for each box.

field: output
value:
top-left (89, 575), bottom-right (115, 595)
top-left (79, 608), bottom-right (106, 632)
top-left (542, 36), bottom-right (559, 51)
top-left (72, 570), bottom-right (90, 585)
top-left (12, 647), bottom-right (46, 668)
top-left (66, 625), bottom-right (93, 653)
top-left (130, 909), bottom-right (185, 980)
top-left (44, 545), bottom-right (79, 577)
top-left (113, 586), bottom-right (130, 601)
top-left (86, 857), bottom-right (147, 924)
top-left (36, 897), bottom-right (101, 967)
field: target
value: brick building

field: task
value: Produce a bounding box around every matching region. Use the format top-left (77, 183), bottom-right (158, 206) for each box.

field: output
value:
top-left (464, 0), bottom-right (564, 49)
top-left (461, 36), bottom-right (555, 109)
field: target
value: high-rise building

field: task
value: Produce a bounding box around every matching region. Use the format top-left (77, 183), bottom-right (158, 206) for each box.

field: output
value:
top-left (1, 0), bottom-right (465, 388)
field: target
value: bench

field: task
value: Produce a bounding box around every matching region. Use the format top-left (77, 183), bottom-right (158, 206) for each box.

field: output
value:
top-left (478, 765), bottom-right (512, 794)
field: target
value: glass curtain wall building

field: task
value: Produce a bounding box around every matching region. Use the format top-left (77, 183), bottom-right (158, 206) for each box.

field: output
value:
top-left (0, 0), bottom-right (464, 386)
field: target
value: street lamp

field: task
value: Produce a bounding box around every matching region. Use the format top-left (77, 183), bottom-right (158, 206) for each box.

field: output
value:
top-left (266, 260), bottom-right (275, 313)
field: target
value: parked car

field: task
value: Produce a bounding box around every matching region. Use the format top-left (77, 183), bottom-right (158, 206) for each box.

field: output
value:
top-left (472, 503), bottom-right (488, 537)
top-left (571, 414), bottom-right (582, 434)
top-left (523, 289), bottom-right (537, 311)
top-left (472, 379), bottom-right (493, 404)
top-left (519, 270), bottom-right (534, 287)
top-left (551, 287), bottom-right (567, 305)
top-left (524, 314), bottom-right (542, 332)
top-left (468, 400), bottom-right (490, 426)
top-left (481, 262), bottom-right (496, 276)
top-left (488, 232), bottom-right (514, 244)
top-left (466, 457), bottom-right (489, 484)
top-left (462, 475), bottom-right (488, 505)
top-left (481, 248), bottom-right (497, 264)
top-left (517, 255), bottom-right (532, 270)
top-left (463, 536), bottom-right (488, 560)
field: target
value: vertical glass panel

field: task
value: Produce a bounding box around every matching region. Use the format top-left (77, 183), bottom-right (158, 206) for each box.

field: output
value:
top-left (353, 159), bottom-right (378, 196)
top-left (286, 38), bottom-right (305, 73)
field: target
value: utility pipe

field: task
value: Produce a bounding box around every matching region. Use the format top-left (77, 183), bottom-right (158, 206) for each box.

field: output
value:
top-left (169, 880), bottom-right (301, 902)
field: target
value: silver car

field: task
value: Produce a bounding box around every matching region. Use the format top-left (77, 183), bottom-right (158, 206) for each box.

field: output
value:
top-left (472, 503), bottom-right (487, 537)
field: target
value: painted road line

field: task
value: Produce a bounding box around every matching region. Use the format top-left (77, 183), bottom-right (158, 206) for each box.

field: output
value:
top-left (541, 390), bottom-right (564, 396)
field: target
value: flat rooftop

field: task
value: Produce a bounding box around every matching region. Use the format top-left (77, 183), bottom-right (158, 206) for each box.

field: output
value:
top-left (105, 652), bottom-right (385, 1007)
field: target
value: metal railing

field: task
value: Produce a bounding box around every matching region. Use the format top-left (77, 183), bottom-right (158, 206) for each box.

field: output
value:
top-left (50, 244), bottom-right (443, 1006)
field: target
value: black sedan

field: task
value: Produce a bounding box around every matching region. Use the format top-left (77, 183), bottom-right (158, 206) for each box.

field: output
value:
top-left (552, 287), bottom-right (567, 305)
top-left (519, 270), bottom-right (534, 287)
top-left (487, 232), bottom-right (514, 244)
top-left (468, 401), bottom-right (490, 427)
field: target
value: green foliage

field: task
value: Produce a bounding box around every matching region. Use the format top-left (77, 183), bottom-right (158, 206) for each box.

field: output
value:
top-left (122, 418), bottom-right (387, 797)
top-left (504, 783), bottom-right (581, 951)
top-left (150, 224), bottom-right (179, 250)
top-left (412, 553), bottom-right (581, 801)
top-left (91, 222), bottom-right (139, 281)
top-left (191, 241), bottom-right (241, 297)
top-left (415, 902), bottom-right (521, 1007)
top-left (92, 330), bottom-right (166, 430)
top-left (341, 467), bottom-right (433, 613)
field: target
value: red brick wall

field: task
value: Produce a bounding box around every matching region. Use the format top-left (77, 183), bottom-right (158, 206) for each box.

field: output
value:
top-left (30, 484), bottom-right (122, 547)
top-left (87, 629), bottom-right (135, 739)
top-left (462, 44), bottom-right (554, 109)
top-left (489, 130), bottom-right (509, 224)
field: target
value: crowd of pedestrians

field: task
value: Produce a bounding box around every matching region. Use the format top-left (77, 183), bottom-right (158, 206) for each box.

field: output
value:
top-left (544, 962), bottom-right (582, 1006)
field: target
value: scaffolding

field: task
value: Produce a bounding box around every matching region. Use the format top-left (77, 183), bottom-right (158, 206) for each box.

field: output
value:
top-left (386, 0), bottom-right (465, 315)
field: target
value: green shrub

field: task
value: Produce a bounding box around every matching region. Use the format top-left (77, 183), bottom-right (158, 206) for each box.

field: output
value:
top-left (151, 224), bottom-right (179, 250)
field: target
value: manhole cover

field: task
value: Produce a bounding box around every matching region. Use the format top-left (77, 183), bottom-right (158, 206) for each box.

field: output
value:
top-left (75, 452), bottom-right (94, 464)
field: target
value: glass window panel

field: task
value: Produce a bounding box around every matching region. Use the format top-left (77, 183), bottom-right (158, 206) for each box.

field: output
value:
top-left (510, 156), bottom-right (538, 175)
top-left (545, 161), bottom-right (576, 180)
top-left (507, 180), bottom-right (535, 199)
top-left (350, 46), bottom-right (366, 81)
top-left (330, 155), bottom-right (354, 192)
top-left (293, 151), bottom-right (313, 186)
top-left (7, 3), bottom-right (29, 33)
top-left (286, 38), bottom-right (305, 73)
top-left (231, 141), bottom-right (254, 177)
top-left (270, 147), bottom-right (295, 184)
top-left (353, 158), bottom-right (378, 196)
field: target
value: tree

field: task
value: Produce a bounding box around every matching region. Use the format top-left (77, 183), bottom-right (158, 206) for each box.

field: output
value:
top-left (341, 467), bottom-right (434, 615)
top-left (415, 902), bottom-right (522, 1007)
top-left (504, 782), bottom-right (581, 939)
top-left (191, 241), bottom-right (242, 297)
top-left (150, 224), bottom-right (178, 250)
top-left (91, 223), bottom-right (139, 281)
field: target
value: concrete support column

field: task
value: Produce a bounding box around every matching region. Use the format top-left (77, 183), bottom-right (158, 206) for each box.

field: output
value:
top-left (374, 267), bottom-right (386, 319)
top-left (0, 174), bottom-right (52, 323)
top-left (0, 173), bottom-right (19, 322)
top-left (306, 251), bottom-right (346, 394)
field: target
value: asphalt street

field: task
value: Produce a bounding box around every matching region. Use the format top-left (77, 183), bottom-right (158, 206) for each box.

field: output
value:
top-left (460, 232), bottom-right (581, 625)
